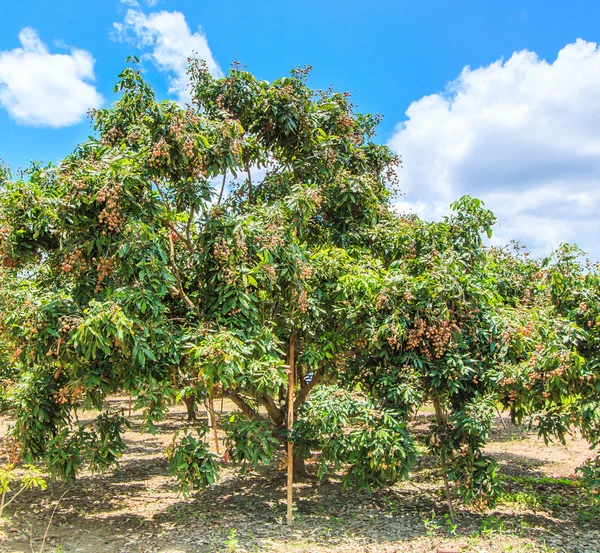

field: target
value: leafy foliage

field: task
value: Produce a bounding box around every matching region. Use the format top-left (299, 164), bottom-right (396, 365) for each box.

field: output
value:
top-left (0, 59), bottom-right (598, 511)
top-left (223, 415), bottom-right (281, 472)
top-left (296, 386), bottom-right (416, 488)
top-left (166, 430), bottom-right (220, 495)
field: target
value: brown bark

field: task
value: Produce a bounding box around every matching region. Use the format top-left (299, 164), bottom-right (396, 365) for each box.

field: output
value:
top-left (217, 171), bottom-right (227, 205)
top-left (294, 369), bottom-right (323, 410)
top-left (225, 392), bottom-right (260, 420)
top-left (292, 453), bottom-right (315, 480)
top-left (182, 396), bottom-right (197, 422)
top-left (261, 394), bottom-right (285, 427)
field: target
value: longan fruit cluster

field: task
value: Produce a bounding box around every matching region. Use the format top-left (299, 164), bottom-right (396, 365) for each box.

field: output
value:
top-left (404, 244), bottom-right (417, 260)
top-left (406, 318), bottom-right (455, 359)
top-left (305, 188), bottom-right (323, 209)
top-left (256, 223), bottom-right (284, 250)
top-left (59, 316), bottom-right (79, 335)
top-left (337, 114), bottom-right (355, 132)
top-left (102, 126), bottom-right (126, 145)
top-left (182, 137), bottom-right (196, 159)
top-left (55, 384), bottom-right (85, 405)
top-left (149, 137), bottom-right (170, 167)
top-left (262, 265), bottom-right (276, 281)
top-left (234, 234), bottom-right (248, 257)
top-left (98, 183), bottom-right (124, 233)
top-left (0, 436), bottom-right (21, 465)
top-left (376, 288), bottom-right (395, 310)
top-left (222, 267), bottom-right (237, 286)
top-left (185, 108), bottom-right (200, 126)
top-left (61, 249), bottom-right (84, 273)
top-left (95, 257), bottom-right (114, 293)
top-left (296, 289), bottom-right (309, 313)
top-left (168, 116), bottom-right (185, 138)
top-left (386, 323), bottom-right (402, 349)
top-left (127, 129), bottom-right (142, 146)
top-left (213, 238), bottom-right (232, 264)
top-left (297, 260), bottom-right (312, 280)
top-left (518, 322), bottom-right (534, 338)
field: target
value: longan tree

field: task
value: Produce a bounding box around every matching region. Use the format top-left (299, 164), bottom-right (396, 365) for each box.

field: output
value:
top-left (492, 244), bottom-right (600, 495)
top-left (0, 60), bottom-right (408, 495)
top-left (2, 59), bottom-right (598, 522)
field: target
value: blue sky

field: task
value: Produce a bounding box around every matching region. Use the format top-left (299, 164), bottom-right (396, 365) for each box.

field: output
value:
top-left (1, 0), bottom-right (600, 259)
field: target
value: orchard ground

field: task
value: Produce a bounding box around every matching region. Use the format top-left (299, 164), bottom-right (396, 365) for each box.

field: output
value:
top-left (1, 398), bottom-right (599, 553)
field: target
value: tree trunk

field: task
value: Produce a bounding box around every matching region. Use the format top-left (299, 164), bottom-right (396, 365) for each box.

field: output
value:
top-left (182, 396), bottom-right (197, 422)
top-left (292, 453), bottom-right (310, 479)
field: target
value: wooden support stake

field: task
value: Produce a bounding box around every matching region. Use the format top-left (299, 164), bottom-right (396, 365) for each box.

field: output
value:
top-left (208, 396), bottom-right (220, 455)
top-left (287, 332), bottom-right (296, 527)
top-left (433, 396), bottom-right (456, 526)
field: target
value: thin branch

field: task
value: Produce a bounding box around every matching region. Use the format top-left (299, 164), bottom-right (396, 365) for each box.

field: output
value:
top-left (169, 224), bottom-right (193, 254)
top-left (206, 396), bottom-right (220, 454)
top-left (1, 484), bottom-right (27, 514)
top-left (245, 159), bottom-right (253, 205)
top-left (217, 171), bottom-right (227, 205)
top-left (167, 232), bottom-right (197, 311)
top-left (39, 491), bottom-right (67, 553)
top-left (496, 405), bottom-right (508, 431)
top-left (287, 331), bottom-right (296, 527)
top-left (154, 180), bottom-right (193, 253)
top-left (186, 204), bottom-right (195, 245)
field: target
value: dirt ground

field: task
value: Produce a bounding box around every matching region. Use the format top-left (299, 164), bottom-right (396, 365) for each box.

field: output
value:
top-left (0, 398), bottom-right (599, 553)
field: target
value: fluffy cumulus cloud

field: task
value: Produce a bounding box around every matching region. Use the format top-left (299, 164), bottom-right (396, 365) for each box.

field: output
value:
top-left (389, 39), bottom-right (600, 260)
top-left (0, 28), bottom-right (103, 128)
top-left (114, 8), bottom-right (223, 104)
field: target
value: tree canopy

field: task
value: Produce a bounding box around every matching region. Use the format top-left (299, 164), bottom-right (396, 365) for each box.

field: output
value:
top-left (0, 60), bottom-right (598, 512)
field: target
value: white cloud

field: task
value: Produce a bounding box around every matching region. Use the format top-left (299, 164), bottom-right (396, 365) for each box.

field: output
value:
top-left (119, 0), bottom-right (160, 7)
top-left (114, 9), bottom-right (223, 104)
top-left (0, 28), bottom-right (103, 128)
top-left (389, 39), bottom-right (600, 260)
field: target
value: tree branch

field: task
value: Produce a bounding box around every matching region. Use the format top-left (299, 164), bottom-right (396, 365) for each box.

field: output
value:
top-left (186, 204), bottom-right (195, 245)
top-left (154, 180), bottom-right (193, 253)
top-left (225, 392), bottom-right (260, 420)
top-left (217, 171), bottom-right (227, 205)
top-left (260, 394), bottom-right (285, 427)
top-left (245, 158), bottom-right (253, 205)
top-left (294, 369), bottom-right (323, 410)
top-left (167, 232), bottom-right (197, 311)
